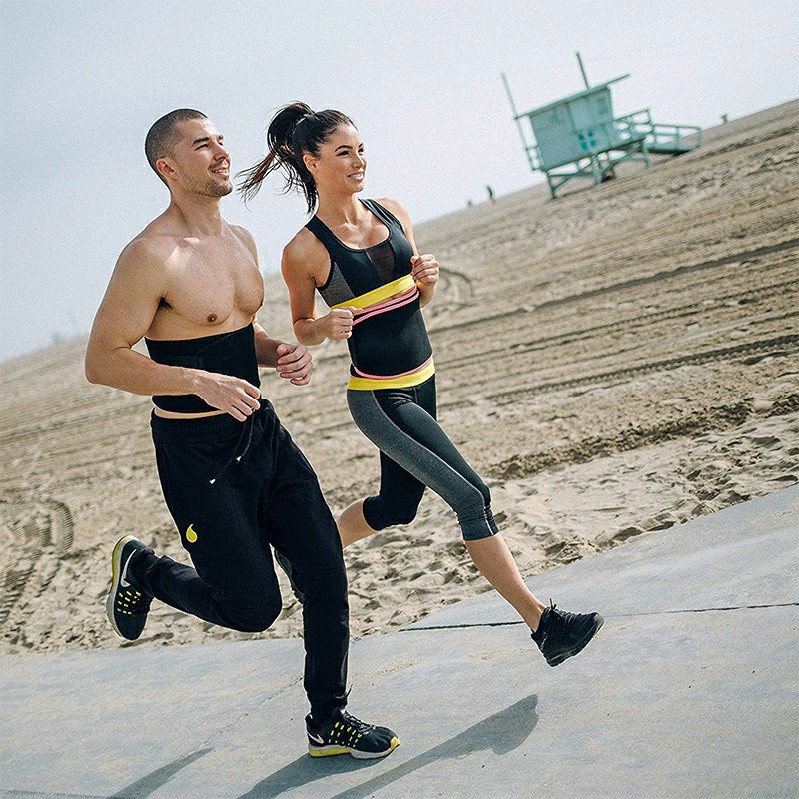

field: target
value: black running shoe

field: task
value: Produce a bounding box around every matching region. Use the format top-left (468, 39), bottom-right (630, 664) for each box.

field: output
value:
top-left (532, 602), bottom-right (604, 667)
top-left (306, 710), bottom-right (399, 759)
top-left (106, 535), bottom-right (152, 641)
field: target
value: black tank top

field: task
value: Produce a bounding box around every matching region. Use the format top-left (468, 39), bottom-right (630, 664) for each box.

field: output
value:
top-left (305, 199), bottom-right (432, 387)
top-left (145, 323), bottom-right (260, 413)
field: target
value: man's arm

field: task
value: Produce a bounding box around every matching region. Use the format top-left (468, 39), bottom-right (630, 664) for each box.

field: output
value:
top-left (85, 239), bottom-right (261, 420)
top-left (252, 320), bottom-right (313, 386)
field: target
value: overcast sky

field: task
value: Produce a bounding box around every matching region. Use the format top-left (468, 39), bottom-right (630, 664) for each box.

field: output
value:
top-left (1, 0), bottom-right (796, 363)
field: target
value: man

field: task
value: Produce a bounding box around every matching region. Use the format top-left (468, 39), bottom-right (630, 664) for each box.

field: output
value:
top-left (85, 109), bottom-right (398, 760)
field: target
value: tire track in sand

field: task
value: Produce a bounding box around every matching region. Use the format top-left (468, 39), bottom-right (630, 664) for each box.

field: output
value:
top-left (0, 497), bottom-right (75, 626)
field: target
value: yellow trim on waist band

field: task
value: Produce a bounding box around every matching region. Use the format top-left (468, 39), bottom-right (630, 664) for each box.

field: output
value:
top-left (347, 359), bottom-right (435, 391)
top-left (331, 274), bottom-right (416, 311)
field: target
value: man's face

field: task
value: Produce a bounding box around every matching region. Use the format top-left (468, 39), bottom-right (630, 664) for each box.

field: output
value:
top-left (163, 118), bottom-right (232, 197)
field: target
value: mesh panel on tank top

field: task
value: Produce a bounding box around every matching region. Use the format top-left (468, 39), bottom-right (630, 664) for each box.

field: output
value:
top-left (365, 239), bottom-right (395, 283)
top-left (320, 263), bottom-right (354, 307)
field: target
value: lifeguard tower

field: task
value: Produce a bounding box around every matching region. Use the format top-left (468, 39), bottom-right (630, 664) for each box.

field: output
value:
top-left (503, 54), bottom-right (702, 198)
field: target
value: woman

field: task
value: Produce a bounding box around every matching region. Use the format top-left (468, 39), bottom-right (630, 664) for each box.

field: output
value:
top-left (239, 103), bottom-right (603, 667)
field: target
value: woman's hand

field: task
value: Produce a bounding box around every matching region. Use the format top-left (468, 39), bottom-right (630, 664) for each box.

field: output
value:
top-left (411, 254), bottom-right (439, 287)
top-left (319, 307), bottom-right (357, 340)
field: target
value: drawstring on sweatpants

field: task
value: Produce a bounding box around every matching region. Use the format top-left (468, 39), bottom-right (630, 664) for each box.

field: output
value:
top-left (209, 412), bottom-right (255, 485)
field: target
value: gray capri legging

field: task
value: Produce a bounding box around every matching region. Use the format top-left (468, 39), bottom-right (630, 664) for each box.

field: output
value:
top-left (347, 375), bottom-right (498, 541)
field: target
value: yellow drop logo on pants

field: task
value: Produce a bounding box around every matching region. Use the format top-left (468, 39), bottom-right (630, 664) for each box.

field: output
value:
top-left (186, 524), bottom-right (198, 543)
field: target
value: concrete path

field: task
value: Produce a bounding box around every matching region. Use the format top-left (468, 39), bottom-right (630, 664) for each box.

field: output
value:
top-left (2, 486), bottom-right (797, 799)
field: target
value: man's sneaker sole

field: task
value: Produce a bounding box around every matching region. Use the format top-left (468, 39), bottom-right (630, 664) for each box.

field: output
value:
top-left (546, 614), bottom-right (604, 667)
top-left (106, 534), bottom-right (149, 640)
top-left (308, 736), bottom-right (400, 760)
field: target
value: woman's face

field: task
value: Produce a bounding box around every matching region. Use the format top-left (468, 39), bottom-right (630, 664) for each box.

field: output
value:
top-left (305, 124), bottom-right (366, 195)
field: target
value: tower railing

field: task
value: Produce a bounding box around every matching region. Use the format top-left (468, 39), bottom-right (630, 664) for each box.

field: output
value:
top-left (614, 110), bottom-right (702, 153)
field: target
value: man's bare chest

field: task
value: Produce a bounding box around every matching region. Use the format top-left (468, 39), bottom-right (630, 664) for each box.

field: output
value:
top-left (158, 240), bottom-right (264, 330)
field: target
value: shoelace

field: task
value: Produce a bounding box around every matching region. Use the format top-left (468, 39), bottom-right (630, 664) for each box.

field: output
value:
top-left (313, 712), bottom-right (372, 747)
top-left (339, 711), bottom-right (374, 733)
top-left (546, 601), bottom-right (585, 636)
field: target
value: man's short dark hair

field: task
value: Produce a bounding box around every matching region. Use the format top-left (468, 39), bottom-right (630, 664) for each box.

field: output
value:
top-left (145, 109), bottom-right (207, 183)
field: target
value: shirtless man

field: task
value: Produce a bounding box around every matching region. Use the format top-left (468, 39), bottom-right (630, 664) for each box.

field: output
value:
top-left (84, 109), bottom-right (398, 760)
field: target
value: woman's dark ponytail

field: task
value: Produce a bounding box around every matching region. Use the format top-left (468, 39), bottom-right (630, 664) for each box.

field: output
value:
top-left (238, 101), bottom-right (355, 214)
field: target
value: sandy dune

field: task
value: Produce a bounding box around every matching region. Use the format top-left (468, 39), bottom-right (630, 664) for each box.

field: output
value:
top-left (1, 101), bottom-right (796, 653)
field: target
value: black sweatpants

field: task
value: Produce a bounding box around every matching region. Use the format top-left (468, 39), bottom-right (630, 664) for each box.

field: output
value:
top-left (132, 401), bottom-right (349, 724)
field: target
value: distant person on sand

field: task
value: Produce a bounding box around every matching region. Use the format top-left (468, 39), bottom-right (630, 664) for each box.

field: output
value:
top-left (238, 103), bottom-right (604, 667)
top-left (486, 184), bottom-right (495, 204)
top-left (85, 109), bottom-right (398, 760)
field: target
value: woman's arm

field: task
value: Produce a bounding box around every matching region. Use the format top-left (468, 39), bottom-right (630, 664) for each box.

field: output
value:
top-left (377, 198), bottom-right (439, 308)
top-left (281, 230), bottom-right (357, 344)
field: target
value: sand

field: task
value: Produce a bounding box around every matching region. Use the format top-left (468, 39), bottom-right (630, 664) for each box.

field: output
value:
top-left (1, 101), bottom-right (797, 654)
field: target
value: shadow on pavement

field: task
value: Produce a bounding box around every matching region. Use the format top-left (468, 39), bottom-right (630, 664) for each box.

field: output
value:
top-left (109, 748), bottom-right (214, 799)
top-left (237, 694), bottom-right (539, 799)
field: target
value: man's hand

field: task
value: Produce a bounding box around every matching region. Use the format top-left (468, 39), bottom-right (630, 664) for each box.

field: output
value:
top-left (411, 254), bottom-right (439, 287)
top-left (276, 342), bottom-right (313, 385)
top-left (194, 373), bottom-right (261, 421)
top-left (320, 307), bottom-right (357, 340)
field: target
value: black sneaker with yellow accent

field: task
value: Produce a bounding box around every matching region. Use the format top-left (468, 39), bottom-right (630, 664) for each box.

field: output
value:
top-left (106, 535), bottom-right (153, 641)
top-left (306, 710), bottom-right (399, 760)
top-left (532, 601), bottom-right (604, 667)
